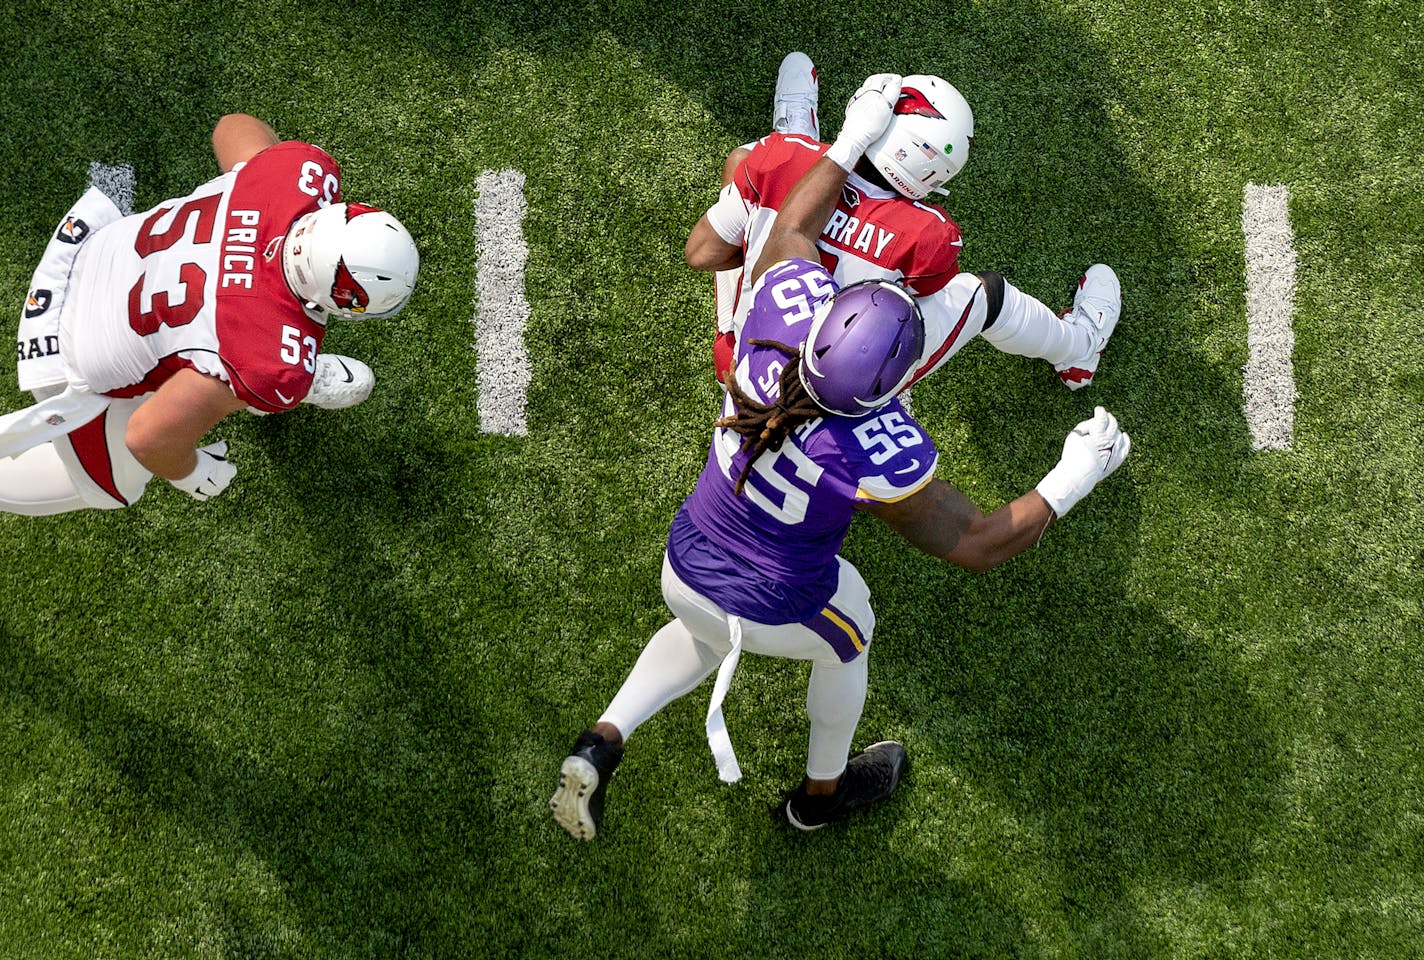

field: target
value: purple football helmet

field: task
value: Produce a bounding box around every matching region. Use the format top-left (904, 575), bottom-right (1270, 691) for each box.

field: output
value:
top-left (799, 280), bottom-right (925, 417)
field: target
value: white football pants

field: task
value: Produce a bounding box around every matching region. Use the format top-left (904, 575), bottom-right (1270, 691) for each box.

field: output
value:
top-left (0, 390), bottom-right (150, 515)
top-left (977, 274), bottom-right (1093, 365)
top-left (914, 271), bottom-right (1095, 382)
top-left (600, 554), bottom-right (873, 781)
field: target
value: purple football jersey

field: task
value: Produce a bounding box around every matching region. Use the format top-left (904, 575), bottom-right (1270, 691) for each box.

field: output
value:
top-left (669, 259), bottom-right (939, 623)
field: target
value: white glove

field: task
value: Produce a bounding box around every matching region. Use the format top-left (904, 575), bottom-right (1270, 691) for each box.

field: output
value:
top-left (1035, 407), bottom-right (1130, 517)
top-left (825, 73), bottom-right (902, 171)
top-left (169, 441), bottom-right (237, 501)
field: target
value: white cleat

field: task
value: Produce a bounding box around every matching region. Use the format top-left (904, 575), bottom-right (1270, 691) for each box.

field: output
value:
top-left (773, 52), bottom-right (819, 140)
top-left (304, 353), bottom-right (375, 409)
top-left (549, 731), bottom-right (623, 841)
top-left (1055, 264), bottom-right (1122, 390)
top-left (550, 755), bottom-right (602, 841)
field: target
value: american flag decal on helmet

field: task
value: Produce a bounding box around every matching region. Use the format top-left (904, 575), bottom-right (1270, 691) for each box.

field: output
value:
top-left (894, 87), bottom-right (945, 119)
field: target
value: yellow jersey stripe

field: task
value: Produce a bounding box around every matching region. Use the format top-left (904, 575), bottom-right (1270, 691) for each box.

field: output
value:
top-left (855, 473), bottom-right (935, 504)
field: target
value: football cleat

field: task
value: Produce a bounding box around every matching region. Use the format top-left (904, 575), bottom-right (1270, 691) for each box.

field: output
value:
top-left (550, 730), bottom-right (624, 841)
top-left (772, 52), bottom-right (819, 140)
top-left (1055, 264), bottom-right (1122, 390)
top-left (783, 740), bottom-right (908, 831)
top-left (303, 353), bottom-right (374, 410)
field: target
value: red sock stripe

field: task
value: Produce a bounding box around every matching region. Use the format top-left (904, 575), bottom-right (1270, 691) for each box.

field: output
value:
top-left (66, 411), bottom-right (128, 506)
top-left (909, 283), bottom-right (978, 387)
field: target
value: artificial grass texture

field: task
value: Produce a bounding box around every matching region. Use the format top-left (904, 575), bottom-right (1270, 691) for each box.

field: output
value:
top-left (1, 0), bottom-right (1421, 957)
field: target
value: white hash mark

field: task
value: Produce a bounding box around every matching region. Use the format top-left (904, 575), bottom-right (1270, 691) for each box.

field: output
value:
top-left (474, 169), bottom-right (531, 437)
top-left (1242, 183), bottom-right (1298, 451)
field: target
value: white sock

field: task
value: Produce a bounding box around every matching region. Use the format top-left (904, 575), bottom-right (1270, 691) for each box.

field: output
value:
top-left (979, 277), bottom-right (1093, 365)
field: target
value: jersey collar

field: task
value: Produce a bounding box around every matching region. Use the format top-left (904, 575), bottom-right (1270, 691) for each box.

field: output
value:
top-left (846, 171), bottom-right (899, 201)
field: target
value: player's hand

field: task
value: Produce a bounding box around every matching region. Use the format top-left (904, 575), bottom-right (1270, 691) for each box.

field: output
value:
top-left (1035, 407), bottom-right (1131, 517)
top-left (827, 73), bottom-right (902, 171)
top-left (169, 441), bottom-right (237, 501)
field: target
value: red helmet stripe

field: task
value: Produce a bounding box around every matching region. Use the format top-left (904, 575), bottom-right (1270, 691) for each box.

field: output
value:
top-left (894, 87), bottom-right (945, 119)
top-left (344, 201), bottom-right (383, 220)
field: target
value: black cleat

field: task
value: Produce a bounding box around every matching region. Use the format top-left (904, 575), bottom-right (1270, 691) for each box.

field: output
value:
top-left (550, 730), bottom-right (624, 841)
top-left (783, 741), bottom-right (908, 831)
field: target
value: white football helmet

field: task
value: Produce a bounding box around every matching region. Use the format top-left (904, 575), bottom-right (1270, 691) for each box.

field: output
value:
top-left (282, 202), bottom-right (419, 319)
top-left (862, 75), bottom-right (974, 199)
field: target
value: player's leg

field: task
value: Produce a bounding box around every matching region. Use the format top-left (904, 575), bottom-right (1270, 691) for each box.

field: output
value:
top-left (772, 51), bottom-right (819, 139)
top-left (597, 619), bottom-right (729, 742)
top-left (804, 655), bottom-right (868, 781)
top-left (766, 558), bottom-right (907, 831)
top-left (551, 556), bottom-right (734, 840)
top-left (976, 269), bottom-right (1091, 364)
top-left (711, 52), bottom-right (820, 376)
top-left (0, 396), bottom-right (150, 514)
top-left (0, 443), bottom-right (93, 515)
top-left (976, 267), bottom-right (1123, 389)
top-left (51, 396), bottom-right (152, 509)
top-left (719, 52), bottom-right (819, 325)
top-left (713, 144), bottom-right (754, 366)
top-left (613, 557), bottom-right (881, 805)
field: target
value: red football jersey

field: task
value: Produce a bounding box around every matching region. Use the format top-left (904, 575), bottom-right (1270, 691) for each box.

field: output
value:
top-left (60, 141), bottom-right (342, 412)
top-left (713, 133), bottom-right (964, 330)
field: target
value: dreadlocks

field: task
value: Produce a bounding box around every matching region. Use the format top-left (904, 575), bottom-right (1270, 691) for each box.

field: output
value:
top-left (716, 339), bottom-right (826, 496)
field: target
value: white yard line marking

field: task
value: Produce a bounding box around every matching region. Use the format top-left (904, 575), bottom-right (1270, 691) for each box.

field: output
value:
top-left (1241, 183), bottom-right (1298, 451)
top-left (474, 169), bottom-right (531, 437)
top-left (88, 161), bottom-right (135, 215)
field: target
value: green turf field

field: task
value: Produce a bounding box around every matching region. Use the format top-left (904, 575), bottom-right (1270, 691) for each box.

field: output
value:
top-left (1, 0), bottom-right (1421, 957)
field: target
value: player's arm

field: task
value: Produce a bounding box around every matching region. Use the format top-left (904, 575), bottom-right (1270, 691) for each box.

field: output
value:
top-left (685, 144), bottom-right (757, 272)
top-left (125, 368), bottom-right (246, 480)
top-left (860, 407), bottom-right (1132, 572)
top-left (749, 74), bottom-right (902, 287)
top-left (212, 114), bottom-right (280, 172)
top-left (860, 480), bottom-right (1054, 573)
top-left (748, 158), bottom-right (850, 285)
top-left (685, 214), bottom-right (744, 271)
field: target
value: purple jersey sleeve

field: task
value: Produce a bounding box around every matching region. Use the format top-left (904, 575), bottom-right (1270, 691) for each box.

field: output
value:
top-left (804, 407), bottom-right (938, 506)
